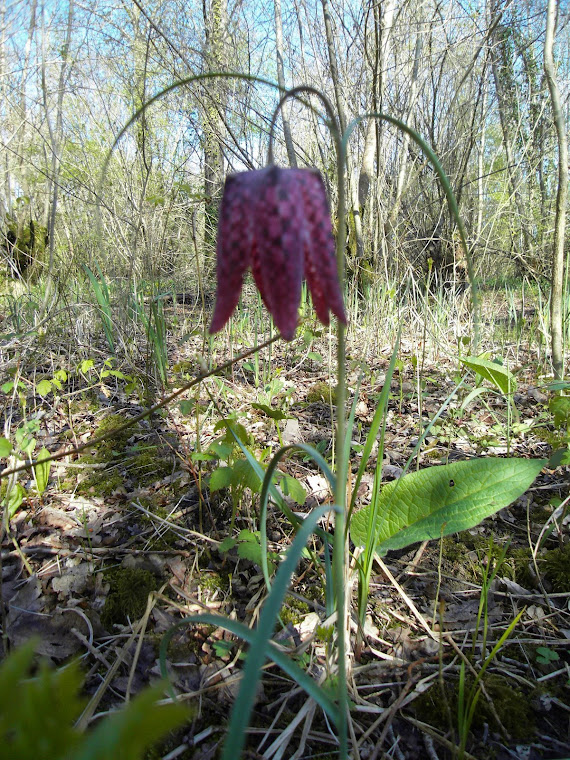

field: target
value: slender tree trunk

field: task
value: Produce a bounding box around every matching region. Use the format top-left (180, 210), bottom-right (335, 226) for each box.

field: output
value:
top-left (476, 67), bottom-right (488, 244)
top-left (274, 0), bottom-right (297, 167)
top-left (320, 0), bottom-right (363, 262)
top-left (203, 0), bottom-right (227, 248)
top-left (40, 0), bottom-right (74, 307)
top-left (385, 33), bottom-right (422, 234)
top-left (131, 4), bottom-right (152, 280)
top-left (488, 1), bottom-right (533, 264)
top-left (544, 0), bottom-right (568, 380)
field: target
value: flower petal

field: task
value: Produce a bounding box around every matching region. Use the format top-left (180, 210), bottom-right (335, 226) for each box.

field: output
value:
top-left (297, 170), bottom-right (347, 327)
top-left (251, 166), bottom-right (305, 340)
top-left (209, 173), bottom-right (259, 334)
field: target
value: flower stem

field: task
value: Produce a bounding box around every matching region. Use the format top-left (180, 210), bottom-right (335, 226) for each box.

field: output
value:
top-left (333, 121), bottom-right (348, 760)
top-left (267, 85), bottom-right (349, 756)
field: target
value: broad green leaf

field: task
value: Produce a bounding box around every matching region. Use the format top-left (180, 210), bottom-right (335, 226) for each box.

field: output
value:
top-left (190, 451), bottom-right (216, 462)
top-left (232, 458), bottom-right (262, 492)
top-left (79, 359), bottom-right (94, 374)
top-left (4, 483), bottom-right (25, 518)
top-left (36, 379), bottom-right (52, 397)
top-left (207, 440), bottom-right (234, 460)
top-left (350, 458), bottom-right (545, 555)
top-left (215, 419), bottom-right (249, 445)
top-left (237, 538), bottom-right (263, 565)
top-left (550, 448), bottom-right (570, 468)
top-left (209, 466), bottom-right (233, 492)
top-left (546, 381), bottom-right (570, 392)
top-left (178, 400), bottom-right (194, 415)
top-left (73, 682), bottom-right (186, 760)
top-left (251, 402), bottom-right (288, 421)
top-left (0, 437), bottom-right (12, 457)
top-left (34, 447), bottom-right (51, 496)
top-left (460, 356), bottom-right (516, 394)
top-left (279, 473), bottom-right (306, 505)
top-left (217, 536), bottom-right (236, 553)
top-left (549, 396), bottom-right (570, 428)
top-left (0, 643), bottom-right (84, 760)
top-left (15, 422), bottom-right (37, 455)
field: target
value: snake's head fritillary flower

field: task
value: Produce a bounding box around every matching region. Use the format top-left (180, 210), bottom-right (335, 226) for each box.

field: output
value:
top-left (209, 165), bottom-right (347, 341)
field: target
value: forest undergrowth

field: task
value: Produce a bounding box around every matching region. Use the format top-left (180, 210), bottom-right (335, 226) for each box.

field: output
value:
top-left (0, 283), bottom-right (569, 760)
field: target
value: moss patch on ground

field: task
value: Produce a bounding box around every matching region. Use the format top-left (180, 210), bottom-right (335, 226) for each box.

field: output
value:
top-left (74, 414), bottom-right (176, 496)
top-left (100, 566), bottom-right (159, 629)
top-left (542, 543), bottom-right (570, 592)
top-left (414, 672), bottom-right (535, 743)
top-left (306, 381), bottom-right (337, 405)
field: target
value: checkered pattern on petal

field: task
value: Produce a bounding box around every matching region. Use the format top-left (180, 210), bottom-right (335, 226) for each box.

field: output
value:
top-left (298, 170), bottom-right (347, 327)
top-left (209, 172), bottom-right (259, 334)
top-left (209, 165), bottom-right (346, 341)
top-left (251, 167), bottom-right (306, 341)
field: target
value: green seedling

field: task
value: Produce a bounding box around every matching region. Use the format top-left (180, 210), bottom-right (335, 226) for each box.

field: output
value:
top-left (82, 262), bottom-right (115, 353)
top-left (535, 646), bottom-right (560, 665)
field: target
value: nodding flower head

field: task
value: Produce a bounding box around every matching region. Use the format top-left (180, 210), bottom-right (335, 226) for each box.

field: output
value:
top-left (209, 165), bottom-right (347, 341)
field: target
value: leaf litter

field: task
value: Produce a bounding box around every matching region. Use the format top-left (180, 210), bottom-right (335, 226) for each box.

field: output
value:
top-left (1, 310), bottom-right (569, 759)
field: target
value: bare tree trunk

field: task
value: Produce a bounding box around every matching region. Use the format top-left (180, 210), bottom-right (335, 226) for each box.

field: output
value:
top-left (203, 0), bottom-right (227, 248)
top-left (476, 67), bottom-right (488, 244)
top-left (544, 0), bottom-right (568, 380)
top-left (366, 0), bottom-right (396, 273)
top-left (40, 0), bottom-right (74, 307)
top-left (488, 1), bottom-right (533, 264)
top-left (274, 0), bottom-right (297, 167)
top-left (320, 0), bottom-right (363, 262)
top-left (130, 4), bottom-right (152, 281)
top-left (385, 33), bottom-right (422, 235)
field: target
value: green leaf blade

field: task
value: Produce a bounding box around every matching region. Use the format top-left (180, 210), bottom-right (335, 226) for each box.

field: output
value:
top-left (460, 356), bottom-right (516, 394)
top-left (350, 458), bottom-right (545, 554)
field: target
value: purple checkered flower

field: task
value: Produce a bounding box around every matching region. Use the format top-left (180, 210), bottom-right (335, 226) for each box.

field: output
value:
top-left (209, 165), bottom-right (347, 341)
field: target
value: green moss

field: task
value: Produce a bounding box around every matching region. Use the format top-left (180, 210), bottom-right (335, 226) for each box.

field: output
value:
top-left (76, 414), bottom-right (175, 495)
top-left (414, 673), bottom-right (535, 743)
top-left (534, 426), bottom-right (566, 450)
top-left (199, 571), bottom-right (229, 595)
top-left (542, 543), bottom-right (570, 592)
top-left (100, 567), bottom-right (158, 629)
top-left (439, 534), bottom-right (528, 584)
top-left (509, 547), bottom-right (536, 588)
top-left (306, 381), bottom-right (337, 405)
top-left (279, 597), bottom-right (310, 626)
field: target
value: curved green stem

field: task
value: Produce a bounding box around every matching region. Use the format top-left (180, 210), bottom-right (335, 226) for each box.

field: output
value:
top-left (266, 85), bottom-right (339, 165)
top-left (344, 113), bottom-right (480, 351)
top-left (98, 72), bottom-right (285, 201)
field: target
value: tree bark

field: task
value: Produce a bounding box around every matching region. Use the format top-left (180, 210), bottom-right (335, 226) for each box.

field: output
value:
top-left (274, 0), bottom-right (297, 167)
top-left (320, 0), bottom-right (363, 263)
top-left (203, 0), bottom-right (227, 248)
top-left (544, 0), bottom-right (568, 380)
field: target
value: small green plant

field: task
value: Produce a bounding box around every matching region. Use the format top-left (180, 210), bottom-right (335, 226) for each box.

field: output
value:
top-left (82, 262), bottom-right (115, 353)
top-left (198, 417), bottom-right (306, 530)
top-left (218, 528), bottom-right (280, 573)
top-left (535, 646), bottom-right (560, 666)
top-left (0, 377), bottom-right (58, 517)
top-left (0, 640), bottom-right (186, 760)
top-left (545, 381), bottom-right (570, 467)
top-left (455, 542), bottom-right (524, 759)
top-left (459, 354), bottom-right (519, 452)
top-left (130, 290), bottom-right (169, 388)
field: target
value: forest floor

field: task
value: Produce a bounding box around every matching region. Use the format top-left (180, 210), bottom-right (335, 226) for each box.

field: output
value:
top-left (1, 293), bottom-right (569, 760)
